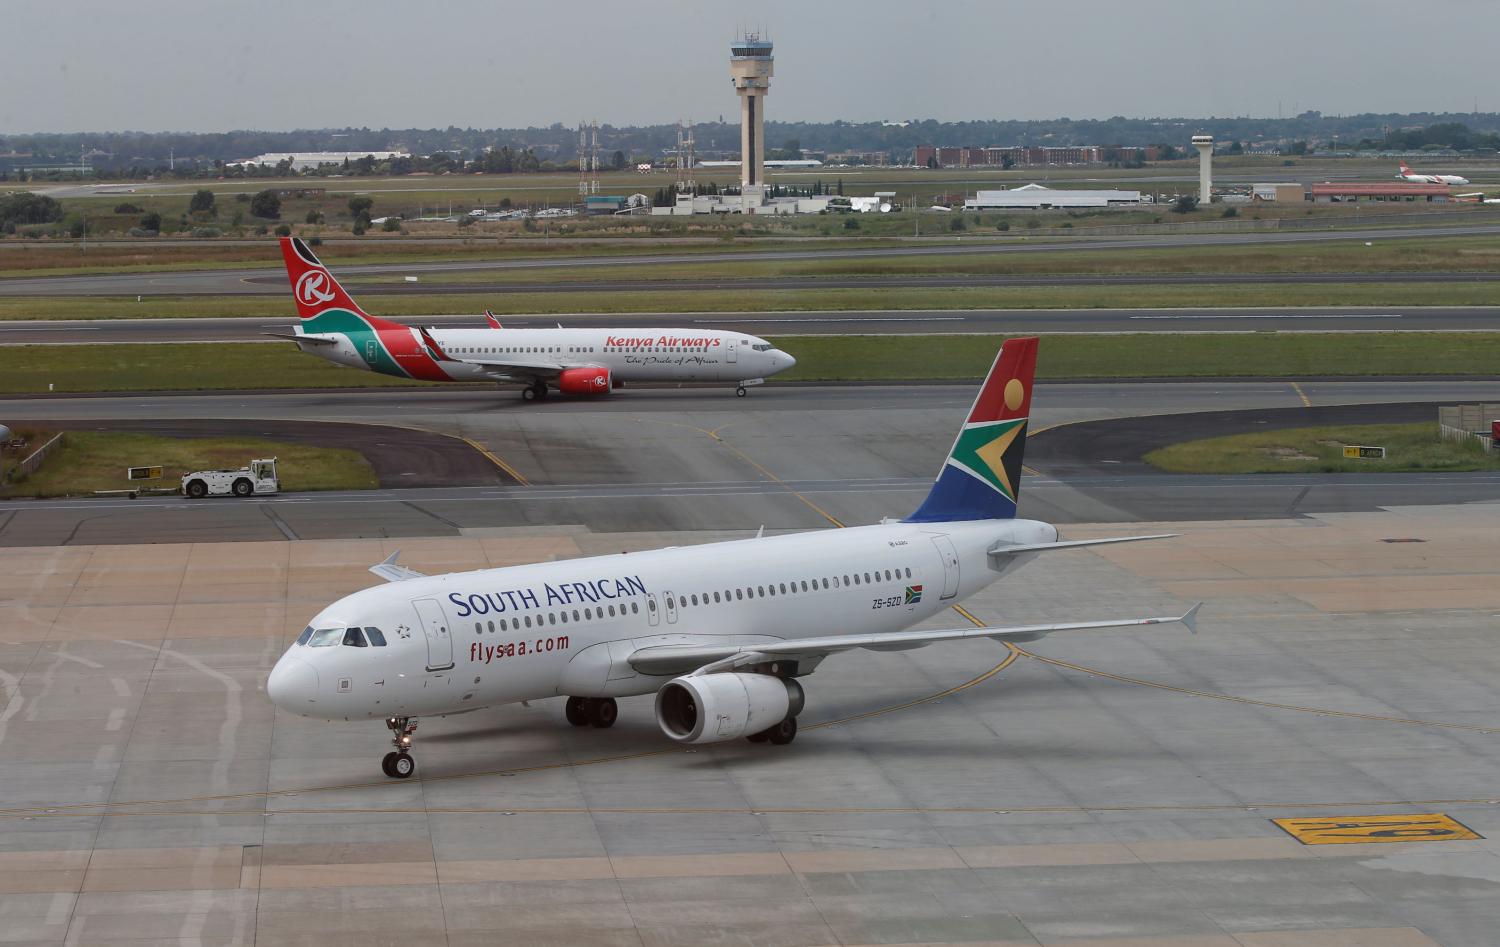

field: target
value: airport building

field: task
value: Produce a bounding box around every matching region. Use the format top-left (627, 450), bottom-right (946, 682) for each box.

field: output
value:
top-left (228, 151), bottom-right (410, 170)
top-left (1309, 182), bottom-right (1451, 202)
top-left (915, 145), bottom-right (1106, 168)
top-left (963, 184), bottom-right (1142, 210)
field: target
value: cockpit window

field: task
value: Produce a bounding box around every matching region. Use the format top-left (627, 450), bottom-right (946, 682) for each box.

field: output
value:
top-left (752, 343), bottom-right (773, 351)
top-left (342, 628), bottom-right (368, 648)
top-left (306, 627), bottom-right (342, 647)
top-left (296, 626), bottom-right (314, 646)
top-left (365, 627), bottom-right (387, 647)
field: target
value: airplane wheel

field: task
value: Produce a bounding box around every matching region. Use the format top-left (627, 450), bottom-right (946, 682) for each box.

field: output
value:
top-left (565, 696), bottom-right (589, 727)
top-left (767, 716), bottom-right (797, 745)
top-left (521, 387), bottom-right (537, 402)
top-left (588, 697), bottom-right (618, 729)
top-left (736, 386), bottom-right (747, 398)
top-left (381, 751), bottom-right (400, 777)
top-left (746, 730), bottom-right (770, 744)
top-left (389, 753), bottom-right (416, 779)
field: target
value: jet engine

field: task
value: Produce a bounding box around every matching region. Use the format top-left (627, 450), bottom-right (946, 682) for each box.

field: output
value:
top-left (655, 673), bottom-right (804, 744)
top-left (557, 366), bottom-right (611, 395)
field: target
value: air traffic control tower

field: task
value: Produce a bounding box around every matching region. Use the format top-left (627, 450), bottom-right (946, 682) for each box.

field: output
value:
top-left (730, 33), bottom-right (774, 209)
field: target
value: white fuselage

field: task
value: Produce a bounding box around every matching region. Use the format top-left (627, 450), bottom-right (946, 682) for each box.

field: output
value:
top-left (302, 325), bottom-right (794, 385)
top-left (268, 517), bottom-right (1057, 721)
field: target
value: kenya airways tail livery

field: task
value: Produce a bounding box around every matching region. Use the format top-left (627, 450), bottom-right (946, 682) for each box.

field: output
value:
top-left (268, 337), bottom-right (1200, 779)
top-left (271, 237), bottom-right (795, 400)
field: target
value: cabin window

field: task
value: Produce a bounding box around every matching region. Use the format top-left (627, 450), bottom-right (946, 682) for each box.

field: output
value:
top-left (756, 586), bottom-right (765, 597)
top-left (584, 608), bottom-right (593, 620)
top-left (549, 613), bottom-right (557, 625)
top-left (843, 575), bottom-right (851, 586)
top-left (768, 585), bottom-right (776, 597)
top-left (365, 627), bottom-right (387, 647)
top-left (779, 583), bottom-right (788, 595)
top-left (560, 612), bottom-right (569, 624)
top-left (487, 621), bottom-right (495, 633)
top-left (474, 623), bottom-right (482, 636)
top-left (524, 615), bottom-right (533, 628)
top-left (296, 626), bottom-right (315, 646)
top-left (574, 609), bottom-right (582, 621)
top-left (905, 567), bottom-right (913, 578)
top-left (342, 628), bottom-right (368, 648)
top-left (713, 591), bottom-right (721, 603)
top-left (735, 589), bottom-right (743, 600)
top-left (691, 594), bottom-right (699, 606)
top-left (864, 573), bottom-right (872, 584)
top-left (306, 628), bottom-right (342, 647)
top-left (608, 605), bottom-right (617, 617)
top-left (679, 596), bottom-right (687, 608)
top-left (631, 602), bottom-right (639, 614)
top-left (822, 578), bottom-right (830, 589)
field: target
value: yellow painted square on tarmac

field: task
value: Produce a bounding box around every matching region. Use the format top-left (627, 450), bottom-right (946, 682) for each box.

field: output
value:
top-left (1274, 813), bottom-right (1482, 845)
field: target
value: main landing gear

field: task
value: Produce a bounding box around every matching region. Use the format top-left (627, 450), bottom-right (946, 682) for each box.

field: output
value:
top-left (564, 696), bottom-right (618, 728)
top-left (381, 717), bottom-right (418, 778)
top-left (745, 716), bottom-right (797, 745)
top-left (521, 381), bottom-right (549, 402)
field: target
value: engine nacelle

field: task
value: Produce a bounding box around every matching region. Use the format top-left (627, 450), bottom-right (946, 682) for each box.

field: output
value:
top-left (557, 366), bottom-right (611, 396)
top-left (655, 673), bottom-right (804, 744)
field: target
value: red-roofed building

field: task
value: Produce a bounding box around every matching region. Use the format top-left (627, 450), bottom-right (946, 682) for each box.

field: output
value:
top-left (1309, 182), bottom-right (1450, 202)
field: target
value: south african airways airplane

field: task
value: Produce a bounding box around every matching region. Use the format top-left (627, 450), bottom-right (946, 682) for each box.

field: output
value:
top-left (271, 237), bottom-right (795, 400)
top-left (267, 336), bottom-right (1199, 779)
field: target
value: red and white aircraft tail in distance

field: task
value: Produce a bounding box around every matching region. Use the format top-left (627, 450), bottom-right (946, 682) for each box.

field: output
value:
top-left (1397, 162), bottom-right (1469, 185)
top-left (269, 237), bottom-right (795, 401)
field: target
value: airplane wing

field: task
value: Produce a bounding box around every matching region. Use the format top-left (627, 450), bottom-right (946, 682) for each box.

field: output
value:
top-left (416, 325), bottom-right (564, 378)
top-left (627, 604), bottom-right (1200, 677)
top-left (370, 551), bottom-right (426, 583)
top-left (987, 533), bottom-right (1175, 562)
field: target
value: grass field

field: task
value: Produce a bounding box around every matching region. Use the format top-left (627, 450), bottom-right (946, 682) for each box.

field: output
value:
top-left (1144, 422), bottom-right (1500, 474)
top-left (0, 430), bottom-right (378, 497)
top-left (6, 280), bottom-right (1500, 322)
top-left (3, 333), bottom-right (1498, 394)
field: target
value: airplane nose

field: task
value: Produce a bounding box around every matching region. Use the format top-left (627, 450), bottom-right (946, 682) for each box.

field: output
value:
top-left (267, 655), bottom-right (319, 710)
top-left (778, 351), bottom-right (796, 370)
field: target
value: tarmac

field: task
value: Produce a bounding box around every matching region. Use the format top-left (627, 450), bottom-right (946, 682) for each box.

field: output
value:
top-left (7, 307), bottom-right (1500, 344)
top-left (5, 505), bottom-right (1500, 945)
top-left (5, 222), bottom-right (1500, 296)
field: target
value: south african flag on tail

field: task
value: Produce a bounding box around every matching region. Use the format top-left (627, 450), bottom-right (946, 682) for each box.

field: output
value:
top-left (905, 337), bottom-right (1037, 523)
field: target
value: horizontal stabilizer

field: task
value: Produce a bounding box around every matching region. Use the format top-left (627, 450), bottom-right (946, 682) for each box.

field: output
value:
top-left (988, 533), bottom-right (1177, 561)
top-left (262, 332), bottom-right (337, 346)
top-left (370, 551), bottom-right (426, 583)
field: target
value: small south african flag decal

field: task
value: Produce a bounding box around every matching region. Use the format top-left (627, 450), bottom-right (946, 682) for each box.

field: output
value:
top-left (905, 585), bottom-right (923, 604)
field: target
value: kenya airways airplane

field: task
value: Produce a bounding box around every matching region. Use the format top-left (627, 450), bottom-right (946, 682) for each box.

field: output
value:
top-left (1397, 161), bottom-right (1469, 185)
top-left (267, 337), bottom-right (1199, 779)
top-left (273, 237), bottom-right (796, 399)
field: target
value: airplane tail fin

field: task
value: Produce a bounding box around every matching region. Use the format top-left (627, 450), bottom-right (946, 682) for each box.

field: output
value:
top-left (279, 236), bottom-right (404, 330)
top-left (905, 336), bottom-right (1038, 523)
top-left (1398, 162), bottom-right (1412, 175)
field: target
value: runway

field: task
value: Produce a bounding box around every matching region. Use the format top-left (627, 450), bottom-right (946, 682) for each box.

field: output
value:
top-left (3, 306), bottom-right (1499, 344)
top-left (5, 222), bottom-right (1500, 296)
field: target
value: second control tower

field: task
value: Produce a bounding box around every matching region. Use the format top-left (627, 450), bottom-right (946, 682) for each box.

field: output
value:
top-left (729, 32), bottom-right (774, 203)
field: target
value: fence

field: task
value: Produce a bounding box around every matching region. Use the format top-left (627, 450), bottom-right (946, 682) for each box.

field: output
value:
top-left (1438, 404), bottom-right (1500, 451)
top-left (4, 432), bottom-right (64, 483)
top-left (1022, 205), bottom-right (1500, 239)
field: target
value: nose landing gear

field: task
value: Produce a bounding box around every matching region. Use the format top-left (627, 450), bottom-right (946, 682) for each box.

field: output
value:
top-left (381, 717), bottom-right (418, 778)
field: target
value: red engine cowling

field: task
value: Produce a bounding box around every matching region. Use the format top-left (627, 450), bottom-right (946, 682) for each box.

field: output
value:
top-left (557, 366), bottom-right (611, 396)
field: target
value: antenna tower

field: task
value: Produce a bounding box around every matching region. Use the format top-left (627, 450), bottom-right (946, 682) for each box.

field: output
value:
top-left (676, 120), bottom-right (697, 194)
top-left (578, 121), bottom-right (601, 197)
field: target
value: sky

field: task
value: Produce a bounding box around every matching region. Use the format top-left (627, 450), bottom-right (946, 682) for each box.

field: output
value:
top-left (4, 0), bottom-right (1498, 133)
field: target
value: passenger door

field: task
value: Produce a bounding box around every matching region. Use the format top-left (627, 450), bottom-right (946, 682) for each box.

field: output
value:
top-left (663, 590), bottom-right (679, 625)
top-left (646, 592), bottom-right (661, 626)
top-left (411, 598), bottom-right (455, 671)
top-left (930, 535), bottom-right (961, 600)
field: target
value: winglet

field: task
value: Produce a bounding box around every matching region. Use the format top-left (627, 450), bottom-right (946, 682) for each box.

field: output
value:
top-left (1180, 602), bottom-right (1203, 635)
top-left (370, 550), bottom-right (427, 583)
top-left (418, 326), bottom-right (455, 361)
top-left (485, 310), bottom-right (503, 329)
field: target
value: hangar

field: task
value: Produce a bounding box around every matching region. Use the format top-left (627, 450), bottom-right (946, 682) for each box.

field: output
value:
top-left (963, 183), bottom-right (1142, 210)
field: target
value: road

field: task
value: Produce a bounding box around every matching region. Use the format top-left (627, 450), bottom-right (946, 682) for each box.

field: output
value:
top-left (5, 223), bottom-right (1500, 296)
top-left (3, 307), bottom-right (1499, 344)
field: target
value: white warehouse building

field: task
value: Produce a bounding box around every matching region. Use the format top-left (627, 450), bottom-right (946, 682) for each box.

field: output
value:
top-left (228, 151), bottom-right (410, 170)
top-left (963, 183), bottom-right (1142, 210)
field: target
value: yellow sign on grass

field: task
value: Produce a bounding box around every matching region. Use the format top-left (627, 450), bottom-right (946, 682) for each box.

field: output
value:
top-left (1274, 813), bottom-right (1481, 845)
